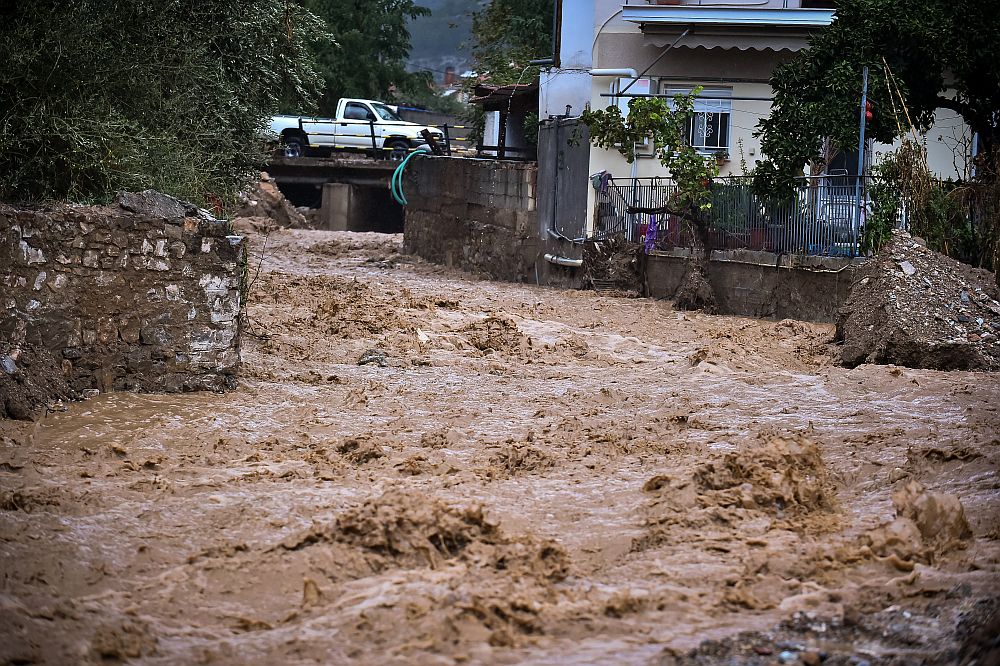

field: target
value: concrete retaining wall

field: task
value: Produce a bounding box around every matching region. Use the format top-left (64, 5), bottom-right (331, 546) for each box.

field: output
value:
top-left (1, 202), bottom-right (245, 393)
top-left (403, 156), bottom-right (543, 283)
top-left (645, 249), bottom-right (861, 323)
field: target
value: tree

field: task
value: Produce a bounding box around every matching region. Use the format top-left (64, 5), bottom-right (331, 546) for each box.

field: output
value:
top-left (294, 0), bottom-right (430, 116)
top-left (469, 0), bottom-right (553, 85)
top-left (0, 0), bottom-right (328, 205)
top-left (464, 0), bottom-right (554, 143)
top-left (754, 0), bottom-right (1000, 192)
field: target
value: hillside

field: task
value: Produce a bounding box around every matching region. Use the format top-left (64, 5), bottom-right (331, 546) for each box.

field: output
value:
top-left (407, 0), bottom-right (483, 81)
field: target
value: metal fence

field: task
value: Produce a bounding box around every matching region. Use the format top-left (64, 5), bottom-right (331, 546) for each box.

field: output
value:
top-left (593, 175), bottom-right (878, 257)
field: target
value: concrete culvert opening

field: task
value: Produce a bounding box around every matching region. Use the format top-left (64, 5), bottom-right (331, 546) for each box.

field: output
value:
top-left (272, 180), bottom-right (404, 233)
top-left (274, 182), bottom-right (322, 209)
top-left (318, 183), bottom-right (404, 233)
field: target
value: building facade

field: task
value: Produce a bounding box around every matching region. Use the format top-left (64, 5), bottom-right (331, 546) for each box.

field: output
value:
top-left (539, 0), bottom-right (975, 232)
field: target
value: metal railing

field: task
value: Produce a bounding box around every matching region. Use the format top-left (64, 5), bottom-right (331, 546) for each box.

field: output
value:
top-left (593, 175), bottom-right (882, 257)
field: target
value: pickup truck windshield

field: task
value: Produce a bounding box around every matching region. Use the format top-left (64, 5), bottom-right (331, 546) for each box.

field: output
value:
top-left (372, 103), bottom-right (402, 122)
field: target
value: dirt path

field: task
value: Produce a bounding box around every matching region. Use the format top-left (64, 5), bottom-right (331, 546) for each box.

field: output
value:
top-left (2, 230), bottom-right (998, 665)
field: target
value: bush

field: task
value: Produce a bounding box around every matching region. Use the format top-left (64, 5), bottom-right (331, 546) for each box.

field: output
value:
top-left (0, 0), bottom-right (328, 205)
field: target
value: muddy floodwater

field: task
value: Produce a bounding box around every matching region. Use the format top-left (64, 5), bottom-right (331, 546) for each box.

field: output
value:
top-left (2, 230), bottom-right (998, 665)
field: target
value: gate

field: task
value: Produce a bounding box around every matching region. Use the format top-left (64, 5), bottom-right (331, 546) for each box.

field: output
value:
top-left (537, 117), bottom-right (590, 242)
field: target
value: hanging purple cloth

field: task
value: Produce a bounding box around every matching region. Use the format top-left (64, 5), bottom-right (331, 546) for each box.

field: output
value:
top-left (644, 214), bottom-right (658, 253)
top-left (599, 171), bottom-right (611, 194)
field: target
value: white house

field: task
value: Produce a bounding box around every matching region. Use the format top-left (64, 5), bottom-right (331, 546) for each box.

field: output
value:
top-left (539, 0), bottom-right (976, 227)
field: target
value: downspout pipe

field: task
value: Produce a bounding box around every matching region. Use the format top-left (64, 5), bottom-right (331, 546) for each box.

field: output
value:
top-left (544, 253), bottom-right (583, 268)
top-left (589, 68), bottom-right (639, 78)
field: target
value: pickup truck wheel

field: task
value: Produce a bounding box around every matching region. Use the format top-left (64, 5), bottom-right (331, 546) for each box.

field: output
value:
top-left (283, 136), bottom-right (305, 158)
top-left (387, 140), bottom-right (410, 161)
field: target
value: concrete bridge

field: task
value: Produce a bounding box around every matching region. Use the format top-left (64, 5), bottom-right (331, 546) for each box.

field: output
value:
top-left (265, 156), bottom-right (403, 233)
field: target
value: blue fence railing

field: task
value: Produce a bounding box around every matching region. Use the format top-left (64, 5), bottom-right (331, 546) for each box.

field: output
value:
top-left (593, 175), bottom-right (880, 257)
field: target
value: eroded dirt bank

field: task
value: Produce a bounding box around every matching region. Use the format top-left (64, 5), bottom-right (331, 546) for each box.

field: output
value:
top-left (2, 230), bottom-right (998, 665)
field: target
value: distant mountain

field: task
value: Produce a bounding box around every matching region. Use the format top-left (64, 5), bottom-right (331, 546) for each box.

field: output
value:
top-left (406, 0), bottom-right (484, 82)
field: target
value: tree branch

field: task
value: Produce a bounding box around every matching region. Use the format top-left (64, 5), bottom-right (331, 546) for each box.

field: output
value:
top-left (935, 95), bottom-right (974, 120)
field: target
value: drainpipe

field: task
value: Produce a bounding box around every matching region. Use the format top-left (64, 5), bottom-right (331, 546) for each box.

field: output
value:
top-left (589, 68), bottom-right (639, 78)
top-left (544, 253), bottom-right (583, 267)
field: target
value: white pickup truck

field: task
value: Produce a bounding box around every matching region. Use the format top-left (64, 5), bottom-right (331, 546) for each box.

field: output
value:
top-left (269, 98), bottom-right (443, 158)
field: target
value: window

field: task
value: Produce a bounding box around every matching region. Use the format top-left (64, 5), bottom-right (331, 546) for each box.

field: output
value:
top-left (371, 103), bottom-right (402, 122)
top-left (663, 86), bottom-right (732, 152)
top-left (344, 102), bottom-right (374, 121)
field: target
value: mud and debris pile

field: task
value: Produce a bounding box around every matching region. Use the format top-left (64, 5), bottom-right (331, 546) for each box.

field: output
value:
top-left (0, 343), bottom-right (73, 420)
top-left (639, 434), bottom-right (837, 547)
top-left (281, 489), bottom-right (569, 581)
top-left (837, 230), bottom-right (1000, 370)
top-left (864, 479), bottom-right (972, 566)
top-left (673, 262), bottom-right (717, 313)
top-left (232, 172), bottom-right (308, 231)
top-left (582, 235), bottom-right (643, 294)
top-left (460, 315), bottom-right (529, 355)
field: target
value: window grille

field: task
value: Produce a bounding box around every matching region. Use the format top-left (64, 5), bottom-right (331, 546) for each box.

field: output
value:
top-left (663, 86), bottom-right (732, 152)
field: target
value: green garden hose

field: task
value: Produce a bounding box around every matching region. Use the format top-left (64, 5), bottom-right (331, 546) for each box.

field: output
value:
top-left (390, 148), bottom-right (430, 206)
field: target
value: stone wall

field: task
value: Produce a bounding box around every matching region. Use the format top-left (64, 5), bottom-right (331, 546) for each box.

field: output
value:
top-left (1, 200), bottom-right (245, 394)
top-left (645, 249), bottom-right (861, 323)
top-left (403, 156), bottom-right (543, 283)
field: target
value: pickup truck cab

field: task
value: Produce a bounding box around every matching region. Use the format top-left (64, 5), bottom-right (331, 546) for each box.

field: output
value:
top-left (269, 98), bottom-right (442, 158)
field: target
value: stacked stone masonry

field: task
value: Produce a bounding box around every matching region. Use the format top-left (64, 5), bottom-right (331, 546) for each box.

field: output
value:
top-left (1, 204), bottom-right (245, 393)
top-left (403, 157), bottom-right (541, 283)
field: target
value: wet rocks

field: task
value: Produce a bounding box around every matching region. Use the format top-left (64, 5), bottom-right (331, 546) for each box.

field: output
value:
top-left (837, 230), bottom-right (1000, 370)
top-left (117, 189), bottom-right (214, 221)
top-left (357, 348), bottom-right (389, 367)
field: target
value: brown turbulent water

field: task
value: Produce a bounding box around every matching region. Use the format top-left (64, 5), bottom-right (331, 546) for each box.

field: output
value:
top-left (1, 230), bottom-right (998, 665)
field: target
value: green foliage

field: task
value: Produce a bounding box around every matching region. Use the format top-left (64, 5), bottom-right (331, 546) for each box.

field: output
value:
top-left (709, 184), bottom-right (753, 233)
top-left (581, 92), bottom-right (719, 213)
top-left (863, 158), bottom-right (902, 254)
top-left (470, 0), bottom-right (553, 84)
top-left (1, 0), bottom-right (328, 205)
top-left (920, 185), bottom-right (976, 262)
top-left (294, 0), bottom-right (431, 116)
top-left (866, 141), bottom-right (989, 266)
top-left (460, 0), bottom-right (553, 146)
top-left (523, 112), bottom-right (540, 146)
top-left (755, 0), bottom-right (1000, 193)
